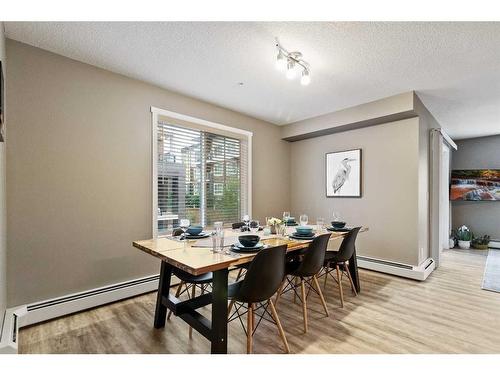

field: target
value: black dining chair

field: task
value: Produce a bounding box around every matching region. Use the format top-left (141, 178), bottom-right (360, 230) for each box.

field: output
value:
top-left (232, 222), bottom-right (245, 230)
top-left (321, 227), bottom-right (361, 308)
top-left (167, 227), bottom-right (213, 338)
top-left (227, 244), bottom-right (290, 354)
top-left (275, 233), bottom-right (331, 333)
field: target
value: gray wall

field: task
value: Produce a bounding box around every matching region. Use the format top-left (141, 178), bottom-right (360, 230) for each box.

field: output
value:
top-left (0, 23), bottom-right (7, 322)
top-left (452, 135), bottom-right (500, 239)
top-left (6, 39), bottom-right (290, 306)
top-left (290, 117), bottom-right (423, 266)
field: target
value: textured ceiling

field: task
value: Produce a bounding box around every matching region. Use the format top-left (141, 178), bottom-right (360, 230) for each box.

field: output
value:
top-left (5, 22), bottom-right (500, 139)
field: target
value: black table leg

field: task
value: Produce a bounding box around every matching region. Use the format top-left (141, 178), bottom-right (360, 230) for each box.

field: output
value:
top-left (154, 261), bottom-right (172, 328)
top-left (348, 247), bottom-right (361, 293)
top-left (210, 268), bottom-right (229, 354)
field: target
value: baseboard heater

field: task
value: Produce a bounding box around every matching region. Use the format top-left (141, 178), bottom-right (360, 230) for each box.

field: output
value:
top-left (16, 274), bottom-right (160, 329)
top-left (489, 240), bottom-right (500, 250)
top-left (0, 306), bottom-right (28, 354)
top-left (357, 256), bottom-right (435, 280)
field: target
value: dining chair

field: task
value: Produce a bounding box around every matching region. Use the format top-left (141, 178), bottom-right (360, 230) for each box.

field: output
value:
top-left (232, 222), bottom-right (245, 229)
top-left (321, 227), bottom-right (361, 308)
top-left (227, 244), bottom-right (290, 354)
top-left (274, 233), bottom-right (331, 333)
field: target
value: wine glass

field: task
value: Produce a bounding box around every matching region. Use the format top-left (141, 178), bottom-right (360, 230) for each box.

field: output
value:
top-left (250, 220), bottom-right (259, 233)
top-left (299, 214), bottom-right (308, 226)
top-left (283, 211), bottom-right (291, 226)
top-left (179, 218), bottom-right (190, 248)
top-left (242, 214), bottom-right (250, 231)
top-left (332, 211), bottom-right (341, 222)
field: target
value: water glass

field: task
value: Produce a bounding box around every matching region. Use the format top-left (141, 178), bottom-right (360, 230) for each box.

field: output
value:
top-left (299, 214), bottom-right (308, 226)
top-left (212, 229), bottom-right (225, 253)
top-left (214, 221), bottom-right (223, 232)
top-left (316, 217), bottom-right (325, 233)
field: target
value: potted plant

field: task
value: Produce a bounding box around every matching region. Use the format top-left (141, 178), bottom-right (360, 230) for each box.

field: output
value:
top-left (456, 225), bottom-right (473, 249)
top-left (472, 235), bottom-right (490, 250)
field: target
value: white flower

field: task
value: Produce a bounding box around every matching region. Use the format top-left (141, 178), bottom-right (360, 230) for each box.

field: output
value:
top-left (267, 217), bottom-right (282, 226)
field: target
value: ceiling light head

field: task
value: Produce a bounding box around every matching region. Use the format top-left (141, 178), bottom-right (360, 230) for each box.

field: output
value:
top-left (286, 59), bottom-right (296, 80)
top-left (301, 69), bottom-right (311, 86)
top-left (276, 49), bottom-right (286, 71)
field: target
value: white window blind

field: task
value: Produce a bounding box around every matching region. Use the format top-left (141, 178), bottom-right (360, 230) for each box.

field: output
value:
top-left (156, 120), bottom-right (248, 235)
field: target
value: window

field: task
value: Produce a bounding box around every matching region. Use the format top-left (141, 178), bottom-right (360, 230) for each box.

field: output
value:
top-left (213, 163), bottom-right (224, 177)
top-left (226, 161), bottom-right (238, 176)
top-left (213, 183), bottom-right (224, 196)
top-left (153, 109), bottom-right (251, 236)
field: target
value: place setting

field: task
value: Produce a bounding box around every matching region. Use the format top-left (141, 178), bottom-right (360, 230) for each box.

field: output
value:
top-left (283, 211), bottom-right (298, 226)
top-left (288, 214), bottom-right (317, 240)
top-left (231, 234), bottom-right (268, 253)
top-left (326, 212), bottom-right (352, 232)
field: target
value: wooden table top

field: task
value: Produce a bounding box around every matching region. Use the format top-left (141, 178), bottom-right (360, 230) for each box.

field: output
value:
top-left (133, 229), bottom-right (362, 275)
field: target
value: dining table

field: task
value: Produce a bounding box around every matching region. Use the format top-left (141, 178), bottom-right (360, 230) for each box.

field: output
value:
top-left (132, 226), bottom-right (367, 354)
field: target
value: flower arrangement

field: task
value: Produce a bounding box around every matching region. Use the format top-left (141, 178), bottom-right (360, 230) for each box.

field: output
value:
top-left (454, 225), bottom-right (473, 249)
top-left (456, 225), bottom-right (473, 241)
top-left (267, 217), bottom-right (282, 226)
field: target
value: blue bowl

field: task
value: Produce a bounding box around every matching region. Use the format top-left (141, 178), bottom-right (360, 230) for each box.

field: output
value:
top-left (331, 221), bottom-right (346, 229)
top-left (296, 226), bottom-right (313, 235)
top-left (238, 235), bottom-right (260, 248)
top-left (186, 225), bottom-right (203, 235)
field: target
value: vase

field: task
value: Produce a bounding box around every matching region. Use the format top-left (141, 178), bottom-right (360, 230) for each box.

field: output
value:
top-left (449, 238), bottom-right (455, 249)
top-left (270, 225), bottom-right (277, 234)
top-left (458, 240), bottom-right (471, 250)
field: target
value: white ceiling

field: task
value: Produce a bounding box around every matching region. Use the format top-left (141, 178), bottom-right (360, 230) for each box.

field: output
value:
top-left (5, 22), bottom-right (500, 139)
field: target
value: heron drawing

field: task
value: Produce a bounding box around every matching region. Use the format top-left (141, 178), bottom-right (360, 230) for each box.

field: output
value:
top-left (332, 158), bottom-right (356, 193)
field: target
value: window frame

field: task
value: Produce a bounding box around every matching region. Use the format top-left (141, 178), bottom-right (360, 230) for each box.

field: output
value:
top-left (151, 106), bottom-right (253, 238)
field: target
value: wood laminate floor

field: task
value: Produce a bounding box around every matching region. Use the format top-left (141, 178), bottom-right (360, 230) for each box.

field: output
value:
top-left (19, 249), bottom-right (500, 354)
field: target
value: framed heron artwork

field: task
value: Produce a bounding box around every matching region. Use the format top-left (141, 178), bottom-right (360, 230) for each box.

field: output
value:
top-left (326, 149), bottom-right (362, 197)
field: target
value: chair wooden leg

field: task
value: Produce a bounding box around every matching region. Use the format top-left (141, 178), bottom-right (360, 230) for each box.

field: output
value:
top-left (324, 265), bottom-right (329, 288)
top-left (344, 263), bottom-right (358, 296)
top-left (189, 284), bottom-right (195, 338)
top-left (312, 275), bottom-right (329, 317)
top-left (300, 279), bottom-right (308, 333)
top-left (268, 299), bottom-right (290, 353)
top-left (274, 279), bottom-right (285, 308)
top-left (247, 303), bottom-right (254, 354)
top-left (167, 281), bottom-right (184, 320)
top-left (336, 265), bottom-right (344, 308)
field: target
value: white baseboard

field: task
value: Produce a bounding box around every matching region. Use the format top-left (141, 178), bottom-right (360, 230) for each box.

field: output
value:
top-left (357, 256), bottom-right (435, 281)
top-left (16, 274), bottom-right (160, 328)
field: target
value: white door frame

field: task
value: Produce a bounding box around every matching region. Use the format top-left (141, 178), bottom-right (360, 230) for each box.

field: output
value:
top-left (430, 128), bottom-right (457, 267)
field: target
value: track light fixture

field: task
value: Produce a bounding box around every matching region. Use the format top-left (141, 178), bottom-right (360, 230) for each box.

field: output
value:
top-left (275, 38), bottom-right (311, 85)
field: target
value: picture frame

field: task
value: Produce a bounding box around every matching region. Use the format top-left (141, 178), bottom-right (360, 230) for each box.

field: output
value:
top-left (325, 148), bottom-right (362, 198)
top-left (450, 169), bottom-right (499, 201)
